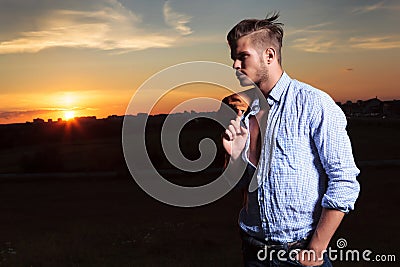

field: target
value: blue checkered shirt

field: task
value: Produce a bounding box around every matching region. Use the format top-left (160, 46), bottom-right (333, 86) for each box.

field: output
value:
top-left (238, 72), bottom-right (360, 243)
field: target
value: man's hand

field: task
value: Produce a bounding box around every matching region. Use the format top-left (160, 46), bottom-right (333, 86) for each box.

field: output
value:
top-left (222, 110), bottom-right (248, 161)
top-left (296, 249), bottom-right (324, 266)
top-left (296, 208), bottom-right (345, 266)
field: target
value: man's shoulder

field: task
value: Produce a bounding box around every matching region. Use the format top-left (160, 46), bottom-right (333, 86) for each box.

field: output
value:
top-left (290, 79), bottom-right (326, 97)
top-left (289, 79), bottom-right (335, 106)
top-left (288, 79), bottom-right (344, 123)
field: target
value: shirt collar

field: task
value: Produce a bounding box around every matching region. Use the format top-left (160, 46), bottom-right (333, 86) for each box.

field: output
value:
top-left (246, 72), bottom-right (291, 117)
top-left (268, 72), bottom-right (291, 104)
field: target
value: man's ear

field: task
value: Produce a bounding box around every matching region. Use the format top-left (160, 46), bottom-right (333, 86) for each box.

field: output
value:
top-left (265, 47), bottom-right (276, 64)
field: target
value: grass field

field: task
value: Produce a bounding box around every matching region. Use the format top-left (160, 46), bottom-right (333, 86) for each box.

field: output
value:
top-left (0, 166), bottom-right (398, 267)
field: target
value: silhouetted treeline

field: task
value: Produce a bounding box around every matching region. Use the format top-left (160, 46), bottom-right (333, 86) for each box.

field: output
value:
top-left (0, 114), bottom-right (399, 174)
top-left (0, 114), bottom-right (226, 174)
top-left (0, 118), bottom-right (123, 149)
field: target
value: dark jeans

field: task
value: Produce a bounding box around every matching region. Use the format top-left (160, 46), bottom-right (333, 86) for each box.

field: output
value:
top-left (242, 238), bottom-right (333, 267)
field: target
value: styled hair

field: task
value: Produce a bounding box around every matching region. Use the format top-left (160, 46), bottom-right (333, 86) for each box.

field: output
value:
top-left (227, 12), bottom-right (284, 64)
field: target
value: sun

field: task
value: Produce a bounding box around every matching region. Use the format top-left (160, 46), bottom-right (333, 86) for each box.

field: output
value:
top-left (64, 110), bottom-right (75, 120)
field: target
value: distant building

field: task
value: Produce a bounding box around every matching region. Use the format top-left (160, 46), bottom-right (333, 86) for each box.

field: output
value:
top-left (342, 97), bottom-right (384, 117)
top-left (342, 101), bottom-right (362, 116)
top-left (383, 100), bottom-right (400, 118)
top-left (48, 119), bottom-right (53, 123)
top-left (33, 118), bottom-right (45, 124)
top-left (75, 116), bottom-right (97, 122)
top-left (362, 97), bottom-right (383, 116)
top-left (107, 115), bottom-right (123, 120)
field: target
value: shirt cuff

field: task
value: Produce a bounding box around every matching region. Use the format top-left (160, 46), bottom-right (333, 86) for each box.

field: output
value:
top-left (321, 194), bottom-right (354, 213)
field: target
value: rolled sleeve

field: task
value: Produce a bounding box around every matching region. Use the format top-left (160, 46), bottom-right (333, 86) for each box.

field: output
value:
top-left (310, 93), bottom-right (360, 213)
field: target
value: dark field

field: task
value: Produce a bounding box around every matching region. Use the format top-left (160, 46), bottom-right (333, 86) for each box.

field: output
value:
top-left (0, 117), bottom-right (399, 266)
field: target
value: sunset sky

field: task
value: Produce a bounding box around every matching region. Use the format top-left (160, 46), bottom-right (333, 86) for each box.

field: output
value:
top-left (0, 0), bottom-right (399, 124)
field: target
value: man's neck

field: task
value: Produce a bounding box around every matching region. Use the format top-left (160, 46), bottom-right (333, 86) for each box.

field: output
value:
top-left (258, 69), bottom-right (284, 99)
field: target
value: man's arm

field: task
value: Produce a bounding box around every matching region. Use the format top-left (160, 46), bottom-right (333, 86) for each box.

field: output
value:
top-left (309, 208), bottom-right (345, 253)
top-left (310, 92), bottom-right (360, 212)
top-left (297, 208), bottom-right (345, 265)
top-left (298, 92), bottom-right (360, 266)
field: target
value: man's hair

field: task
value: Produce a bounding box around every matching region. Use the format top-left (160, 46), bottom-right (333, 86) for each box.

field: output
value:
top-left (227, 12), bottom-right (284, 64)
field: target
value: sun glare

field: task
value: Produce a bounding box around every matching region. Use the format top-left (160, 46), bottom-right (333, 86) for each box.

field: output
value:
top-left (64, 110), bottom-right (75, 120)
top-left (62, 93), bottom-right (76, 107)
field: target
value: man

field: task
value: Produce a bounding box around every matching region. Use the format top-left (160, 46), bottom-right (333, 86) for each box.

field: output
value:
top-left (222, 13), bottom-right (360, 266)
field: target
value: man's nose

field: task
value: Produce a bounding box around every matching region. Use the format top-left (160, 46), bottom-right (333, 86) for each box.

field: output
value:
top-left (232, 60), bottom-right (241, 70)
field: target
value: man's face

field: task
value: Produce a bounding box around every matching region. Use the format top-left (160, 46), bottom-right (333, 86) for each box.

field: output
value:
top-left (230, 35), bottom-right (268, 87)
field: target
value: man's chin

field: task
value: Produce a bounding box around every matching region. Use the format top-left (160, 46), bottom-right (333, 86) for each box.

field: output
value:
top-left (238, 77), bottom-right (254, 87)
top-left (235, 71), bottom-right (254, 87)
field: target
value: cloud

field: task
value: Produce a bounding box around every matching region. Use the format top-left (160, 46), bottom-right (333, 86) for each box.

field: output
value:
top-left (0, 109), bottom-right (63, 120)
top-left (350, 36), bottom-right (400, 49)
top-left (163, 0), bottom-right (193, 36)
top-left (0, 107), bottom-right (93, 121)
top-left (287, 22), bottom-right (339, 53)
top-left (287, 18), bottom-right (400, 53)
top-left (352, 1), bottom-right (386, 14)
top-left (291, 35), bottom-right (400, 53)
top-left (0, 110), bottom-right (47, 120)
top-left (286, 22), bottom-right (334, 36)
top-left (0, 0), bottom-right (178, 54)
top-left (290, 37), bottom-right (335, 53)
